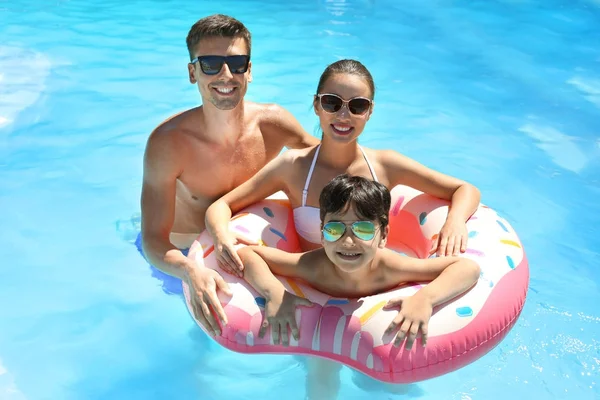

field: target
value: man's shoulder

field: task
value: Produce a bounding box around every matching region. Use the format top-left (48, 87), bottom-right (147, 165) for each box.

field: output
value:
top-left (147, 108), bottom-right (200, 145)
top-left (246, 101), bottom-right (318, 148)
top-left (144, 108), bottom-right (201, 165)
top-left (245, 101), bottom-right (288, 122)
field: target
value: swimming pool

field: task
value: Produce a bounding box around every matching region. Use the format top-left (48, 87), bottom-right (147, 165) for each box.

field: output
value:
top-left (1, 0), bottom-right (598, 398)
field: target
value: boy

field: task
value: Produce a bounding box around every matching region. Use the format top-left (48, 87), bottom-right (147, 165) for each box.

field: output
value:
top-left (236, 174), bottom-right (480, 350)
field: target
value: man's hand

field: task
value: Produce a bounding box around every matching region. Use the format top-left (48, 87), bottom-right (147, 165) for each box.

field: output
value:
top-left (184, 262), bottom-right (233, 336)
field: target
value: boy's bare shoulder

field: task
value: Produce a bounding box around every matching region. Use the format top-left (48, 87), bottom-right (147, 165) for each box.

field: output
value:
top-left (375, 248), bottom-right (410, 269)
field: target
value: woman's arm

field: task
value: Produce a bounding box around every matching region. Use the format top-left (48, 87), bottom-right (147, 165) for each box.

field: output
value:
top-left (205, 152), bottom-right (295, 273)
top-left (380, 150), bottom-right (481, 256)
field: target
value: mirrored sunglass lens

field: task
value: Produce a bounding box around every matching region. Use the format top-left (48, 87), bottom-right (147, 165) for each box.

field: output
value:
top-left (323, 222), bottom-right (345, 241)
top-left (348, 99), bottom-right (371, 114)
top-left (321, 95), bottom-right (342, 113)
top-left (352, 221), bottom-right (376, 240)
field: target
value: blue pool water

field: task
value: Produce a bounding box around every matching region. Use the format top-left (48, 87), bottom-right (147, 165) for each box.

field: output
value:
top-left (1, 0), bottom-right (599, 398)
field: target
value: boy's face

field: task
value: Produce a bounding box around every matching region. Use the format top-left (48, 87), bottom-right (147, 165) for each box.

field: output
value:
top-left (321, 206), bottom-right (388, 274)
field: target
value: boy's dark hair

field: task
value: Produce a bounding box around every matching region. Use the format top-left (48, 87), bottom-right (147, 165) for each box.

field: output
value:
top-left (319, 174), bottom-right (391, 229)
top-left (186, 14), bottom-right (252, 60)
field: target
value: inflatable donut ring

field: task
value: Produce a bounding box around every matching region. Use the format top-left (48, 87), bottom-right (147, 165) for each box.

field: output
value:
top-left (182, 186), bottom-right (529, 383)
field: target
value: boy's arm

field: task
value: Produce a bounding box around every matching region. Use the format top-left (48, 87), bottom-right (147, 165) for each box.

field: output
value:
top-left (383, 252), bottom-right (480, 306)
top-left (382, 253), bottom-right (480, 349)
top-left (237, 246), bottom-right (315, 345)
top-left (237, 246), bottom-right (316, 299)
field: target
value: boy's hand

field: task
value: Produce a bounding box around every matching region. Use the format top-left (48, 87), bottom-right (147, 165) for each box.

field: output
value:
top-left (383, 294), bottom-right (433, 350)
top-left (259, 291), bottom-right (314, 346)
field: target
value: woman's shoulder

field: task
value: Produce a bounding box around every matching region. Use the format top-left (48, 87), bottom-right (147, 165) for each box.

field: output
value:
top-left (362, 146), bottom-right (407, 163)
top-left (279, 145), bottom-right (320, 165)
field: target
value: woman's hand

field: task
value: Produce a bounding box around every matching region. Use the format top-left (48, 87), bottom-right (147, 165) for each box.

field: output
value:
top-left (430, 217), bottom-right (468, 257)
top-left (214, 231), bottom-right (257, 277)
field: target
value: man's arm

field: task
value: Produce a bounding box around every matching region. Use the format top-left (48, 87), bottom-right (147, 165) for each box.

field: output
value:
top-left (140, 130), bottom-right (191, 279)
top-left (141, 129), bottom-right (230, 335)
top-left (262, 104), bottom-right (320, 149)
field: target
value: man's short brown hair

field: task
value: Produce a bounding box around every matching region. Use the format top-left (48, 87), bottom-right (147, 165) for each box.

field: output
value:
top-left (186, 14), bottom-right (252, 60)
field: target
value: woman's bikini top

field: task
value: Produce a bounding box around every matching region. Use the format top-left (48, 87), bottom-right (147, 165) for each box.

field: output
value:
top-left (292, 144), bottom-right (379, 244)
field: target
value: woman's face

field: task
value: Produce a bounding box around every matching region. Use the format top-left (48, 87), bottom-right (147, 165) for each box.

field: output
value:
top-left (314, 73), bottom-right (374, 144)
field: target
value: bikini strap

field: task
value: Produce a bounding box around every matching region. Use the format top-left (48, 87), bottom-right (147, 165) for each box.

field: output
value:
top-left (359, 145), bottom-right (379, 182)
top-left (302, 145), bottom-right (321, 206)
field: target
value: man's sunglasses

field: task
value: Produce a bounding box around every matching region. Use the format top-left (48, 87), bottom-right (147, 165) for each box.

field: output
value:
top-left (190, 55), bottom-right (250, 75)
top-left (316, 93), bottom-right (373, 116)
top-left (322, 221), bottom-right (377, 242)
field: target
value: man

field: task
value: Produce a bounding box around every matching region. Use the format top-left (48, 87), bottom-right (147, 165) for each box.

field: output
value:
top-left (140, 14), bottom-right (318, 336)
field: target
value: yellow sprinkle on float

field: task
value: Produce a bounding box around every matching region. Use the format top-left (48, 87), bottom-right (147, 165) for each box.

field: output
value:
top-left (500, 239), bottom-right (521, 248)
top-left (286, 278), bottom-right (306, 298)
top-left (359, 300), bottom-right (387, 325)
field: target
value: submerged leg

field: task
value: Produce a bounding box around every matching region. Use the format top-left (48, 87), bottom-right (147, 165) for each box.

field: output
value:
top-left (305, 357), bottom-right (343, 400)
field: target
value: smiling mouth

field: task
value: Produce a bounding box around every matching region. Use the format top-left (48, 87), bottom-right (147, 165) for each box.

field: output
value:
top-left (212, 87), bottom-right (237, 96)
top-left (337, 251), bottom-right (361, 260)
top-left (331, 124), bottom-right (354, 135)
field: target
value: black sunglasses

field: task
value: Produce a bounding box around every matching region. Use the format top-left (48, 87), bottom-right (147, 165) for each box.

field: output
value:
top-left (190, 55), bottom-right (250, 75)
top-left (316, 93), bottom-right (373, 116)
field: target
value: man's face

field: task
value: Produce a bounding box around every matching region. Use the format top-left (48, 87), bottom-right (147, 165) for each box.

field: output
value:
top-left (188, 36), bottom-right (252, 110)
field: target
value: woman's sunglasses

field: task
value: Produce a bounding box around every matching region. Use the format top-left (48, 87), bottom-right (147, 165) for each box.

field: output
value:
top-left (322, 221), bottom-right (377, 242)
top-left (190, 55), bottom-right (250, 75)
top-left (316, 93), bottom-right (373, 116)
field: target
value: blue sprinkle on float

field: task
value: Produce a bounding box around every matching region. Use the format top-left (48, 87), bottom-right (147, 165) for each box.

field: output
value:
top-left (496, 220), bottom-right (509, 232)
top-left (263, 207), bottom-right (274, 218)
top-left (269, 227), bottom-right (287, 241)
top-left (468, 231), bottom-right (478, 238)
top-left (506, 256), bottom-right (515, 269)
top-left (456, 306), bottom-right (473, 317)
top-left (419, 212), bottom-right (427, 225)
top-left (326, 299), bottom-right (350, 305)
top-left (255, 297), bottom-right (266, 307)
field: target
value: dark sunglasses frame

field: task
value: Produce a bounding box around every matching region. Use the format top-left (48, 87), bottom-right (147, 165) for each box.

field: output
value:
top-left (190, 55), bottom-right (250, 75)
top-left (322, 220), bottom-right (378, 242)
top-left (316, 93), bottom-right (373, 115)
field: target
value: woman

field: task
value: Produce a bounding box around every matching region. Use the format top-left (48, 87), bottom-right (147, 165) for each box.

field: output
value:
top-left (205, 59), bottom-right (481, 399)
top-left (206, 59), bottom-right (480, 272)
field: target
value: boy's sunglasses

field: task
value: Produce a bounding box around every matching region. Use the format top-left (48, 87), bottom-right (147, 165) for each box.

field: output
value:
top-left (316, 93), bottom-right (372, 116)
top-left (190, 55), bottom-right (250, 75)
top-left (322, 221), bottom-right (377, 242)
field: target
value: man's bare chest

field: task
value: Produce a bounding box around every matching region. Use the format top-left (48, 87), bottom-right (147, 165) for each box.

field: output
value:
top-left (177, 141), bottom-right (273, 199)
